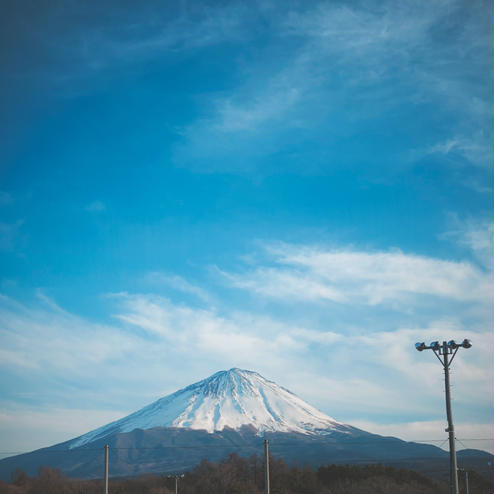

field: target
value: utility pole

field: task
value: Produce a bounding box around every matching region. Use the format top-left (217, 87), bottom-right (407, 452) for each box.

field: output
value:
top-left (458, 468), bottom-right (469, 494)
top-left (415, 338), bottom-right (472, 494)
top-left (167, 474), bottom-right (180, 494)
top-left (104, 444), bottom-right (109, 494)
top-left (442, 342), bottom-right (458, 494)
top-left (264, 439), bottom-right (270, 494)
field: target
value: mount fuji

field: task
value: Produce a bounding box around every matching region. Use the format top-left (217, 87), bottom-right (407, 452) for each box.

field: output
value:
top-left (69, 368), bottom-right (349, 449)
top-left (0, 368), bottom-right (488, 480)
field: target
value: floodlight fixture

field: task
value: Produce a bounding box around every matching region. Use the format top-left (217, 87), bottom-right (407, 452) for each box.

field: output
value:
top-left (429, 341), bottom-right (440, 351)
top-left (414, 338), bottom-right (472, 494)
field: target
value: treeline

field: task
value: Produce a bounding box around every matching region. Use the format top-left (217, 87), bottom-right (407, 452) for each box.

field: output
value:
top-left (1, 453), bottom-right (492, 494)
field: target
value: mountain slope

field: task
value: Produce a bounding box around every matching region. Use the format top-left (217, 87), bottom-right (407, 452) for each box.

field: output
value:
top-left (0, 425), bottom-right (454, 480)
top-left (69, 368), bottom-right (347, 448)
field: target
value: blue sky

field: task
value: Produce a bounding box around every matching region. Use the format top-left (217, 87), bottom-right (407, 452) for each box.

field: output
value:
top-left (0, 0), bottom-right (493, 455)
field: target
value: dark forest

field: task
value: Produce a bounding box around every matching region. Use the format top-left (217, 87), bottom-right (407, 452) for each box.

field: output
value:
top-left (2, 453), bottom-right (492, 494)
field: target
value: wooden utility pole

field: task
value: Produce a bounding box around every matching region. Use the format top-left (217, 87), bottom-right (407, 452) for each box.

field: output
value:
top-left (264, 439), bottom-right (270, 494)
top-left (442, 343), bottom-right (459, 494)
top-left (415, 339), bottom-right (472, 494)
top-left (104, 444), bottom-right (109, 494)
top-left (458, 468), bottom-right (469, 494)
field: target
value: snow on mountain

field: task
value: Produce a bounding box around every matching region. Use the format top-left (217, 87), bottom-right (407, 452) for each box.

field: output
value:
top-left (69, 368), bottom-right (346, 449)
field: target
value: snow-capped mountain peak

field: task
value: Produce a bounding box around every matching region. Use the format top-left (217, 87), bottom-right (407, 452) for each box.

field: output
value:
top-left (69, 368), bottom-right (344, 448)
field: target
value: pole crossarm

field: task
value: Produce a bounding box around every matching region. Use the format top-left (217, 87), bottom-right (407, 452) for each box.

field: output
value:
top-left (432, 349), bottom-right (445, 366)
top-left (447, 346), bottom-right (459, 366)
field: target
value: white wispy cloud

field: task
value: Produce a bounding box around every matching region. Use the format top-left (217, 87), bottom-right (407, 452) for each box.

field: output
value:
top-left (428, 135), bottom-right (492, 168)
top-left (0, 293), bottom-right (136, 376)
top-left (111, 292), bottom-right (302, 364)
top-left (224, 243), bottom-right (492, 306)
top-left (440, 217), bottom-right (494, 269)
top-left (29, 1), bottom-right (252, 89)
top-left (353, 325), bottom-right (494, 400)
top-left (144, 272), bottom-right (210, 301)
top-left (214, 85), bottom-right (301, 133)
top-left (173, 0), bottom-right (492, 172)
top-left (80, 5), bottom-right (247, 67)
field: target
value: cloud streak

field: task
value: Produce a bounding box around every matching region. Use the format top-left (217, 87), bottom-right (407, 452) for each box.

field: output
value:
top-left (143, 272), bottom-right (211, 302)
top-left (224, 243), bottom-right (492, 307)
top-left (14, 1), bottom-right (253, 87)
top-left (173, 0), bottom-right (493, 172)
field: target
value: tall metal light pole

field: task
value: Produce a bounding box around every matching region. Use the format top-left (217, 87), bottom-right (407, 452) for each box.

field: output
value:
top-left (415, 338), bottom-right (472, 494)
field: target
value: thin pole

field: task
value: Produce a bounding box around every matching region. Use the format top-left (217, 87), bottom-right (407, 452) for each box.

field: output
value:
top-left (175, 476), bottom-right (178, 494)
top-left (443, 341), bottom-right (458, 494)
top-left (104, 444), bottom-right (109, 494)
top-left (264, 439), bottom-right (270, 494)
top-left (464, 470), bottom-right (469, 494)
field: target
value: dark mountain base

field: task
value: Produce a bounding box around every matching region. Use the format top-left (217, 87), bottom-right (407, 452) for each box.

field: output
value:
top-left (0, 426), bottom-right (491, 484)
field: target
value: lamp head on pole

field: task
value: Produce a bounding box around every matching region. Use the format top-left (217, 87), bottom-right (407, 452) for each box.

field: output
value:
top-left (414, 338), bottom-right (472, 355)
top-left (429, 341), bottom-right (440, 351)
